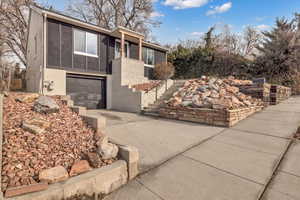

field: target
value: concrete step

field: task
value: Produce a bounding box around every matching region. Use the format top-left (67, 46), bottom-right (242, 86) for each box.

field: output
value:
top-left (143, 80), bottom-right (186, 115)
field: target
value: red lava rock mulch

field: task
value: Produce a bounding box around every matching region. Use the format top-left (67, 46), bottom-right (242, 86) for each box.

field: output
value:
top-left (2, 93), bottom-right (112, 192)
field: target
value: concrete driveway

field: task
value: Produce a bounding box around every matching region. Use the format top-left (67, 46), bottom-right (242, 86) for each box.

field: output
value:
top-left (88, 109), bottom-right (225, 173)
top-left (89, 96), bottom-right (300, 200)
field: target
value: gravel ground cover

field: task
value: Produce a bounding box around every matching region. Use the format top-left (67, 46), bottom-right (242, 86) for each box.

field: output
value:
top-left (2, 93), bottom-right (115, 192)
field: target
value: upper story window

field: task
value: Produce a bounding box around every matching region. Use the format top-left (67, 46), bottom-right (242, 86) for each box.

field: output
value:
top-left (143, 47), bottom-right (154, 66)
top-left (74, 29), bottom-right (98, 57)
top-left (115, 40), bottom-right (129, 59)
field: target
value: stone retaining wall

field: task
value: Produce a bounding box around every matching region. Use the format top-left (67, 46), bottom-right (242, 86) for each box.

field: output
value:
top-left (159, 106), bottom-right (263, 127)
top-left (236, 83), bottom-right (271, 107)
top-left (270, 85), bottom-right (292, 105)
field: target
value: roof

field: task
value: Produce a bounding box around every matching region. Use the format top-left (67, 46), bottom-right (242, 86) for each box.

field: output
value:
top-left (32, 5), bottom-right (168, 52)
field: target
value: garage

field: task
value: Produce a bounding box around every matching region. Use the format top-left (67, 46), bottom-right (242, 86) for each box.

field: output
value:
top-left (66, 74), bottom-right (106, 109)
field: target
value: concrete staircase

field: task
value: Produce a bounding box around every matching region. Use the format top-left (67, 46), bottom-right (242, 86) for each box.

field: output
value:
top-left (142, 80), bottom-right (186, 117)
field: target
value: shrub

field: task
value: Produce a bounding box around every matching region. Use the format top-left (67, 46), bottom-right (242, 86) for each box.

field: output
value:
top-left (154, 62), bottom-right (175, 80)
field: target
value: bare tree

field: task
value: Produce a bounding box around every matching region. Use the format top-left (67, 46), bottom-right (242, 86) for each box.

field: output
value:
top-left (216, 25), bottom-right (243, 55)
top-left (66, 0), bottom-right (160, 38)
top-left (243, 26), bottom-right (261, 56)
top-left (0, 0), bottom-right (33, 67)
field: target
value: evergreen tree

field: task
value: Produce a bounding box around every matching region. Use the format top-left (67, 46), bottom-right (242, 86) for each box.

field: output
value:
top-left (254, 14), bottom-right (300, 88)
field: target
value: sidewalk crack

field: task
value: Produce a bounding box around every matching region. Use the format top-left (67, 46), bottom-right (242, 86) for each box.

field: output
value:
top-left (181, 154), bottom-right (264, 186)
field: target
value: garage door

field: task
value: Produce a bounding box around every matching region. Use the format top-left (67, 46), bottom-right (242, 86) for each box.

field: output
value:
top-left (66, 74), bottom-right (106, 109)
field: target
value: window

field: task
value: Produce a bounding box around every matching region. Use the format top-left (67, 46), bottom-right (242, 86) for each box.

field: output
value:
top-left (115, 40), bottom-right (129, 58)
top-left (143, 47), bottom-right (154, 66)
top-left (74, 29), bottom-right (98, 57)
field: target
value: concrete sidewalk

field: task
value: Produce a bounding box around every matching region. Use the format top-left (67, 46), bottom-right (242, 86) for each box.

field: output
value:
top-left (262, 140), bottom-right (300, 200)
top-left (101, 96), bottom-right (300, 200)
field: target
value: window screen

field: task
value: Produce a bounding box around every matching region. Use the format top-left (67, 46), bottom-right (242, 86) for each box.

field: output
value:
top-left (143, 47), bottom-right (154, 65)
top-left (115, 40), bottom-right (129, 58)
top-left (74, 29), bottom-right (98, 57)
top-left (86, 32), bottom-right (98, 55)
top-left (74, 29), bottom-right (86, 53)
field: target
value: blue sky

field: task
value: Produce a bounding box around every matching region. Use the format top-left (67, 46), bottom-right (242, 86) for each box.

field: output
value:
top-left (41, 0), bottom-right (300, 45)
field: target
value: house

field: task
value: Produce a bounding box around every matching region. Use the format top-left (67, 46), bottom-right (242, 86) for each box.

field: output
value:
top-left (26, 6), bottom-right (171, 112)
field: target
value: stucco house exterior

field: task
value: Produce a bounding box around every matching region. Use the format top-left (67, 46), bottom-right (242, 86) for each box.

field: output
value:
top-left (26, 6), bottom-right (172, 112)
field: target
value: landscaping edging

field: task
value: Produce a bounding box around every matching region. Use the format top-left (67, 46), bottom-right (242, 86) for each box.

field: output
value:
top-left (7, 160), bottom-right (128, 200)
top-left (159, 105), bottom-right (264, 127)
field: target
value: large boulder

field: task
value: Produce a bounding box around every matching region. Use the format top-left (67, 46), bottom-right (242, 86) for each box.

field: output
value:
top-left (16, 93), bottom-right (39, 103)
top-left (34, 96), bottom-right (59, 114)
top-left (22, 118), bottom-right (51, 134)
top-left (97, 136), bottom-right (119, 160)
top-left (39, 166), bottom-right (69, 184)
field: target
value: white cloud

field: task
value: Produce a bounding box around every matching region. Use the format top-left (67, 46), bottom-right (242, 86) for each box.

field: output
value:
top-left (255, 17), bottom-right (265, 22)
top-left (191, 31), bottom-right (204, 36)
top-left (163, 0), bottom-right (209, 10)
top-left (256, 24), bottom-right (270, 30)
top-left (206, 2), bottom-right (232, 16)
top-left (150, 11), bottom-right (165, 18)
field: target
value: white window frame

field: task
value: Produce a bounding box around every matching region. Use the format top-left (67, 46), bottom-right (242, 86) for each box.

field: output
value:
top-left (143, 47), bottom-right (155, 67)
top-left (74, 29), bottom-right (98, 58)
top-left (115, 39), bottom-right (130, 59)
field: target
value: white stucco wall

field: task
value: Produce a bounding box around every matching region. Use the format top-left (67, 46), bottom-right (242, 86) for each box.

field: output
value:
top-left (111, 58), bottom-right (143, 112)
top-left (111, 58), bottom-right (174, 112)
top-left (117, 58), bottom-right (149, 86)
top-left (43, 68), bottom-right (66, 95)
top-left (26, 8), bottom-right (44, 93)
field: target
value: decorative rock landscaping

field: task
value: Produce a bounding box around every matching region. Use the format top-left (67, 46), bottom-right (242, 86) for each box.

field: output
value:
top-left (159, 76), bottom-right (265, 127)
top-left (165, 76), bottom-right (264, 110)
top-left (1, 93), bottom-right (130, 198)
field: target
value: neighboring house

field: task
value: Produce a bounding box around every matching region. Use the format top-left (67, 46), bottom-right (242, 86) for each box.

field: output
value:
top-left (26, 6), bottom-right (170, 112)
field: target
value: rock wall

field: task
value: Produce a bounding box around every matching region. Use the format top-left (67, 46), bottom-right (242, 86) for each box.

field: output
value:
top-left (270, 85), bottom-right (292, 105)
top-left (236, 83), bottom-right (271, 106)
top-left (159, 106), bottom-right (263, 127)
